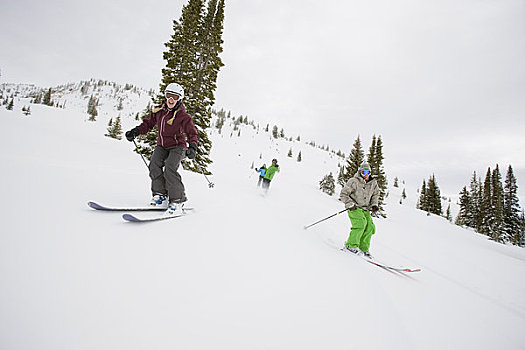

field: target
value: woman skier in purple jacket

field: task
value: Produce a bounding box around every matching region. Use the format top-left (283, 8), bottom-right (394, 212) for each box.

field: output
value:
top-left (125, 82), bottom-right (198, 216)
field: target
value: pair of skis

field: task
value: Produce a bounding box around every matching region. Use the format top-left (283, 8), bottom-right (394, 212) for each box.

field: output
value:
top-left (339, 247), bottom-right (421, 273)
top-left (87, 201), bottom-right (192, 222)
top-left (324, 239), bottom-right (421, 273)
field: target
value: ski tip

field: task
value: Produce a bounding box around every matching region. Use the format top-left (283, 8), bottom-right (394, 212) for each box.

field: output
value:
top-left (405, 269), bottom-right (422, 273)
top-left (122, 214), bottom-right (141, 222)
top-left (88, 201), bottom-right (103, 210)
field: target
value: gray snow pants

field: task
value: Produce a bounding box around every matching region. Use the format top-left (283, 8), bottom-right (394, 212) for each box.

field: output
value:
top-left (149, 145), bottom-right (187, 203)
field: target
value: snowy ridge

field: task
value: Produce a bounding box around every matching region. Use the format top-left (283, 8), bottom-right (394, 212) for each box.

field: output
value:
top-left (1, 97), bottom-right (525, 349)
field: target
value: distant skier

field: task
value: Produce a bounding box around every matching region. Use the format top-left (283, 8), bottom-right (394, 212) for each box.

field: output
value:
top-left (125, 82), bottom-right (198, 216)
top-left (339, 162), bottom-right (379, 258)
top-left (255, 164), bottom-right (267, 187)
top-left (262, 158), bottom-right (280, 190)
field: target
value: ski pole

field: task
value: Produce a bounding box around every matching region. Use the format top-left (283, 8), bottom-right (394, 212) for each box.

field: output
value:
top-left (132, 139), bottom-right (150, 170)
top-left (303, 209), bottom-right (348, 230)
top-left (194, 161), bottom-right (215, 188)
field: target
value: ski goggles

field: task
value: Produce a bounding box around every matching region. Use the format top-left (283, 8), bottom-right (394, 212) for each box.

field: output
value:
top-left (361, 170), bottom-right (371, 176)
top-left (165, 92), bottom-right (181, 101)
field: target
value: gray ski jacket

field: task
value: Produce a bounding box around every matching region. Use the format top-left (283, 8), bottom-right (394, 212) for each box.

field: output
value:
top-left (339, 172), bottom-right (380, 211)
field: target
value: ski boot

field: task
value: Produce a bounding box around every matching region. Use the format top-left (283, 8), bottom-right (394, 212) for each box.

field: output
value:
top-left (344, 246), bottom-right (360, 254)
top-left (150, 193), bottom-right (168, 207)
top-left (363, 251), bottom-right (373, 259)
top-left (166, 201), bottom-right (184, 216)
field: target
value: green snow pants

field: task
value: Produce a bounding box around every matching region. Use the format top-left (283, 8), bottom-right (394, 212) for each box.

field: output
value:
top-left (345, 208), bottom-right (375, 253)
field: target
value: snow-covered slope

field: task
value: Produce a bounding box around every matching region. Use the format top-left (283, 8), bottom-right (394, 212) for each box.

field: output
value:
top-left (1, 99), bottom-right (525, 350)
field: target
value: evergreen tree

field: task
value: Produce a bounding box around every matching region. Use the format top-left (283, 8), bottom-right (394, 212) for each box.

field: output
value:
top-left (155, 0), bottom-right (225, 173)
top-left (22, 105), bottom-right (31, 116)
top-left (105, 118), bottom-right (114, 138)
top-left (112, 115), bottom-right (123, 139)
top-left (417, 180), bottom-right (427, 211)
top-left (33, 93), bottom-right (42, 104)
top-left (456, 186), bottom-right (471, 226)
top-left (468, 172), bottom-right (483, 231)
top-left (491, 165), bottom-right (505, 242)
top-left (6, 98), bottom-right (14, 110)
top-left (519, 211), bottom-right (525, 247)
top-left (272, 125), bottom-right (279, 138)
top-left (297, 151), bottom-right (302, 162)
top-left (426, 175), bottom-right (443, 215)
top-left (393, 177), bottom-right (399, 187)
top-left (87, 95), bottom-right (98, 121)
top-left (319, 173), bottom-right (336, 196)
top-left (368, 135), bottom-right (387, 211)
top-left (503, 165), bottom-right (522, 245)
top-left (418, 175), bottom-right (442, 215)
top-left (43, 88), bottom-right (52, 106)
top-left (287, 148), bottom-right (292, 157)
top-left (479, 168), bottom-right (493, 236)
top-left (338, 135), bottom-right (364, 186)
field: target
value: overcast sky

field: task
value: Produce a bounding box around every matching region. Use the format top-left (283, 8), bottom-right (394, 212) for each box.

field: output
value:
top-left (1, 0), bottom-right (525, 200)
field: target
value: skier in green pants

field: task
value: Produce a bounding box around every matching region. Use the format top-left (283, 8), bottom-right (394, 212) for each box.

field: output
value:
top-left (339, 162), bottom-right (380, 258)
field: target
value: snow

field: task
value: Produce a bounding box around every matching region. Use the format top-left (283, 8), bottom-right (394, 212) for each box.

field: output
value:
top-left (1, 98), bottom-right (525, 350)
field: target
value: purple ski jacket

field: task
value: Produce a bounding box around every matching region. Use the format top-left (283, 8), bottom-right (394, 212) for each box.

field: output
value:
top-left (138, 102), bottom-right (198, 149)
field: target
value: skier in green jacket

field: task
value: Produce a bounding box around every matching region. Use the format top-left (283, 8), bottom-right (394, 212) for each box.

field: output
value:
top-left (339, 162), bottom-right (380, 258)
top-left (262, 158), bottom-right (280, 190)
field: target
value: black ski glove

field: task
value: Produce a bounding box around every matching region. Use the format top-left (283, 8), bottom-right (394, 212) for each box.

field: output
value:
top-left (347, 204), bottom-right (357, 211)
top-left (371, 205), bottom-right (379, 213)
top-left (186, 143), bottom-right (197, 159)
top-left (125, 127), bottom-right (140, 142)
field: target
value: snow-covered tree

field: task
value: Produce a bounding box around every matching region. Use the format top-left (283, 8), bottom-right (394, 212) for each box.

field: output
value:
top-left (503, 165), bottom-right (522, 245)
top-left (456, 186), bottom-right (471, 226)
top-left (6, 98), bottom-right (14, 110)
top-left (153, 0), bottom-right (225, 173)
top-left (338, 135), bottom-right (364, 186)
top-left (272, 125), bottom-right (279, 139)
top-left (367, 135), bottom-right (387, 212)
top-left (491, 165), bottom-right (505, 242)
top-left (105, 115), bottom-right (123, 140)
top-left (42, 88), bottom-right (52, 106)
top-left (319, 173), bottom-right (336, 196)
top-left (418, 175), bottom-right (442, 216)
top-left (479, 168), bottom-right (493, 236)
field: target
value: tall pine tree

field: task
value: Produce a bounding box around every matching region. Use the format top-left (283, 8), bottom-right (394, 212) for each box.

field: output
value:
top-left (503, 165), bottom-right (522, 245)
top-left (139, 0), bottom-right (225, 173)
top-left (418, 175), bottom-right (442, 215)
top-left (338, 135), bottom-right (364, 186)
top-left (479, 168), bottom-right (493, 236)
top-left (42, 88), bottom-right (52, 106)
top-left (469, 172), bottom-right (483, 231)
top-left (456, 186), bottom-right (471, 226)
top-left (367, 135), bottom-right (387, 211)
top-left (491, 165), bottom-right (505, 242)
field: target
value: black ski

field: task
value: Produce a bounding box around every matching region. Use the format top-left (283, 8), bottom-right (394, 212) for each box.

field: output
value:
top-left (122, 208), bottom-right (194, 223)
top-left (339, 247), bottom-right (421, 273)
top-left (88, 201), bottom-right (166, 211)
top-left (122, 213), bottom-right (184, 222)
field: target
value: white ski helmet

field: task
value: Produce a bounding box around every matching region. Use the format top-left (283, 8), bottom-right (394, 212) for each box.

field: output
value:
top-left (164, 82), bottom-right (184, 100)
